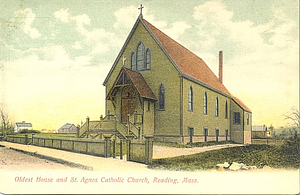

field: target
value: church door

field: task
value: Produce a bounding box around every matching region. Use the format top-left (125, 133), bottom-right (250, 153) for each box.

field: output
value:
top-left (121, 85), bottom-right (136, 122)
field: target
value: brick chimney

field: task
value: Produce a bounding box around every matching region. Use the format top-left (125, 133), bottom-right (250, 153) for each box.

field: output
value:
top-left (219, 51), bottom-right (223, 83)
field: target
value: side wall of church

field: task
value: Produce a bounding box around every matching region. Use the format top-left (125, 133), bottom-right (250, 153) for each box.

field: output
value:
top-left (105, 21), bottom-right (181, 140)
top-left (243, 111), bottom-right (252, 144)
top-left (182, 78), bottom-right (231, 143)
top-left (230, 100), bottom-right (244, 144)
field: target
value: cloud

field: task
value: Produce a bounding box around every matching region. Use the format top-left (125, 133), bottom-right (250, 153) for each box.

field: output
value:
top-left (192, 0), bottom-right (298, 127)
top-left (14, 8), bottom-right (41, 38)
top-left (54, 9), bottom-right (121, 54)
top-left (163, 21), bottom-right (191, 41)
top-left (72, 41), bottom-right (82, 49)
top-left (113, 5), bottom-right (168, 31)
top-left (54, 9), bottom-right (70, 23)
top-left (192, 0), bottom-right (297, 67)
top-left (114, 5), bottom-right (190, 43)
top-left (113, 5), bottom-right (137, 30)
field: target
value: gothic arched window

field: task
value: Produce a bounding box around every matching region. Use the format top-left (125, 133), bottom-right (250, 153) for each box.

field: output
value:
top-left (204, 92), bottom-right (207, 115)
top-left (159, 84), bottom-right (165, 110)
top-left (136, 42), bottom-right (145, 71)
top-left (215, 97), bottom-right (219, 117)
top-left (188, 86), bottom-right (193, 111)
top-left (225, 100), bottom-right (228, 119)
top-left (131, 52), bottom-right (136, 71)
top-left (146, 48), bottom-right (151, 69)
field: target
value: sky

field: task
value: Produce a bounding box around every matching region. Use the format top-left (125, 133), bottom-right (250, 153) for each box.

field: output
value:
top-left (0, 0), bottom-right (298, 130)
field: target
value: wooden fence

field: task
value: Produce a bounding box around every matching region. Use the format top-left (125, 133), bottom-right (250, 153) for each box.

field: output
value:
top-left (127, 135), bottom-right (153, 164)
top-left (251, 138), bottom-right (286, 146)
top-left (5, 134), bottom-right (153, 164)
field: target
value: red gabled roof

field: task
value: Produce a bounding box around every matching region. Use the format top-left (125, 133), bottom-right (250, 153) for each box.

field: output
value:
top-left (232, 96), bottom-right (251, 112)
top-left (103, 16), bottom-right (250, 112)
top-left (124, 68), bottom-right (157, 100)
top-left (106, 67), bottom-right (157, 101)
top-left (143, 19), bottom-right (232, 97)
top-left (143, 19), bottom-right (251, 112)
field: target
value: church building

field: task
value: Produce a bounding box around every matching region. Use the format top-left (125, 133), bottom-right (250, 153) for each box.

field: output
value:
top-left (102, 9), bottom-right (252, 144)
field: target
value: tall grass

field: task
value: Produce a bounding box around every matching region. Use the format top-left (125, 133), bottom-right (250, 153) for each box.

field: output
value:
top-left (149, 136), bottom-right (300, 171)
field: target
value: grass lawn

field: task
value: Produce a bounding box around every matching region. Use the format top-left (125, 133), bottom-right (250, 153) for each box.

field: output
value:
top-left (149, 143), bottom-right (300, 171)
top-left (154, 140), bottom-right (235, 148)
top-left (14, 133), bottom-right (77, 138)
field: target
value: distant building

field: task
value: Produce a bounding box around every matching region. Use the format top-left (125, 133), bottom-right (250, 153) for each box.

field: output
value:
top-left (57, 123), bottom-right (77, 133)
top-left (14, 121), bottom-right (33, 132)
top-left (252, 125), bottom-right (268, 138)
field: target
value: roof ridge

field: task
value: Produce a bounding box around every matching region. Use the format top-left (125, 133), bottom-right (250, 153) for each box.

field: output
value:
top-left (143, 19), bottom-right (204, 61)
top-left (142, 18), bottom-right (232, 96)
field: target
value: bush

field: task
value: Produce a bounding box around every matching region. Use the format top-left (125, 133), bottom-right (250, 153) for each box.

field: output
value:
top-left (19, 129), bottom-right (40, 134)
top-left (149, 143), bottom-right (300, 170)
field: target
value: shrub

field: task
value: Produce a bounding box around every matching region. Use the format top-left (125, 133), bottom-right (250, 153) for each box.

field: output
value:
top-left (19, 129), bottom-right (40, 134)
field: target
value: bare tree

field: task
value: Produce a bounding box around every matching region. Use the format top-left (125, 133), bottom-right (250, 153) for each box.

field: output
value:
top-left (284, 107), bottom-right (300, 134)
top-left (0, 108), bottom-right (14, 135)
top-left (285, 107), bottom-right (300, 126)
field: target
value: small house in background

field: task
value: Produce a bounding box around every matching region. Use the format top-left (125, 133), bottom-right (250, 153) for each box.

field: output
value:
top-left (252, 125), bottom-right (269, 138)
top-left (14, 121), bottom-right (33, 132)
top-left (57, 123), bottom-right (77, 133)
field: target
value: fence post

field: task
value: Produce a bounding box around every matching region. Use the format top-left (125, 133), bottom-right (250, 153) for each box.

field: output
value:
top-left (138, 127), bottom-right (141, 139)
top-left (120, 139), bottom-right (123, 160)
top-left (103, 135), bottom-right (112, 158)
top-left (126, 138), bottom-right (131, 161)
top-left (112, 138), bottom-right (116, 158)
top-left (76, 127), bottom-right (79, 138)
top-left (126, 135), bottom-right (134, 161)
top-left (32, 134), bottom-right (35, 145)
top-left (86, 116), bottom-right (90, 139)
top-left (144, 135), bottom-right (154, 165)
top-left (25, 135), bottom-right (28, 145)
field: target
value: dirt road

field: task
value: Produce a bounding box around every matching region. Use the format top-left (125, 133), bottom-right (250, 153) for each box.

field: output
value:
top-left (0, 146), bottom-right (78, 171)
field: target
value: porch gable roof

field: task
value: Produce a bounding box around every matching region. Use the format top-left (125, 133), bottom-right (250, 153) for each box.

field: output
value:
top-left (106, 67), bottom-right (157, 101)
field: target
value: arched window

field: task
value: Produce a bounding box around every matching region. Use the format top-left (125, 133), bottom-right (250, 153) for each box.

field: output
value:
top-left (146, 48), bottom-right (151, 69)
top-left (225, 100), bottom-right (228, 119)
top-left (215, 97), bottom-right (219, 117)
top-left (136, 42), bottom-right (145, 71)
top-left (188, 86), bottom-right (193, 111)
top-left (159, 84), bottom-right (165, 110)
top-left (203, 92), bottom-right (207, 115)
top-left (131, 52), bottom-right (136, 71)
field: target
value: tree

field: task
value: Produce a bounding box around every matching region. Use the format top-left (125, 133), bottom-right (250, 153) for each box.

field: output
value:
top-left (284, 107), bottom-right (300, 134)
top-left (0, 108), bottom-right (14, 135)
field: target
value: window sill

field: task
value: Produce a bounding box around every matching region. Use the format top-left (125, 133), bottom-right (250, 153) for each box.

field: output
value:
top-left (137, 69), bottom-right (151, 72)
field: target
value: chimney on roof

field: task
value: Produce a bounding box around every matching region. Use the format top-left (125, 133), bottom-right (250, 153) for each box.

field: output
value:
top-left (219, 51), bottom-right (223, 83)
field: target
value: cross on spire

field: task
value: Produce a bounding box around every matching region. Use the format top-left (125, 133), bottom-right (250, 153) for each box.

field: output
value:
top-left (138, 4), bottom-right (144, 16)
top-left (122, 55), bottom-right (126, 66)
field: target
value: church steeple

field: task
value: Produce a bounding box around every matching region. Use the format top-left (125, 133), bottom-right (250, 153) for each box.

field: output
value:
top-left (138, 4), bottom-right (144, 19)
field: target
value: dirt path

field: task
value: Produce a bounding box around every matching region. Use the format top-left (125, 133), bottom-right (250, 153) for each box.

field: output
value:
top-left (0, 146), bottom-right (78, 171)
top-left (153, 144), bottom-right (244, 159)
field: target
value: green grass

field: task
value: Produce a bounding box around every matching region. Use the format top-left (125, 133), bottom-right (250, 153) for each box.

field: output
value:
top-left (149, 143), bottom-right (300, 171)
top-left (15, 133), bottom-right (77, 138)
top-left (154, 140), bottom-right (235, 148)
